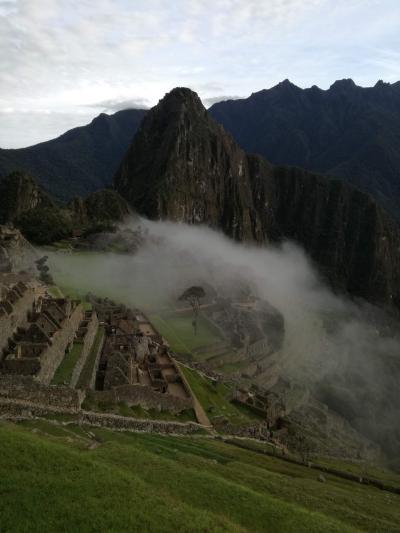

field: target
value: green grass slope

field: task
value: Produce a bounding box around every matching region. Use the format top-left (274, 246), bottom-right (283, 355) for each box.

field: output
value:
top-left (1, 421), bottom-right (399, 532)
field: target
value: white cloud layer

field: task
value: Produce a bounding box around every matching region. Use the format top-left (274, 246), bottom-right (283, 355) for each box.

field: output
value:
top-left (0, 0), bottom-right (399, 147)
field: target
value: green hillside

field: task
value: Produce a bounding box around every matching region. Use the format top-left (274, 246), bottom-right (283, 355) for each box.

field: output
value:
top-left (1, 420), bottom-right (399, 532)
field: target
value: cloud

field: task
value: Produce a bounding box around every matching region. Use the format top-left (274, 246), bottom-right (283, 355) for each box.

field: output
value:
top-left (1, 0), bottom-right (400, 146)
top-left (202, 95), bottom-right (242, 107)
top-left (87, 98), bottom-right (150, 112)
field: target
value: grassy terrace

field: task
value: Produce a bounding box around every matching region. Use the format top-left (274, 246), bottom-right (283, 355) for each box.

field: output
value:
top-left (1, 420), bottom-right (400, 532)
top-left (51, 342), bottom-right (83, 386)
top-left (76, 326), bottom-right (105, 390)
top-left (179, 364), bottom-right (261, 426)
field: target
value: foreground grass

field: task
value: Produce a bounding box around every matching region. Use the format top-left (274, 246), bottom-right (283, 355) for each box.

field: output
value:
top-left (1, 420), bottom-right (399, 532)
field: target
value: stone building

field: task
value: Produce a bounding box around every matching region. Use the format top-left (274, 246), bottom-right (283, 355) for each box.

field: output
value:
top-left (232, 387), bottom-right (285, 428)
top-left (92, 297), bottom-right (193, 414)
top-left (1, 296), bottom-right (83, 384)
top-left (0, 275), bottom-right (36, 355)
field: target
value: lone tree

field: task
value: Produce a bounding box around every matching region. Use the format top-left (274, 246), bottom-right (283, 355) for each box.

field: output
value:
top-left (178, 285), bottom-right (206, 336)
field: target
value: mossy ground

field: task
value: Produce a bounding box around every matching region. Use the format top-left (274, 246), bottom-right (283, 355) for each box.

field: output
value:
top-left (1, 420), bottom-right (399, 532)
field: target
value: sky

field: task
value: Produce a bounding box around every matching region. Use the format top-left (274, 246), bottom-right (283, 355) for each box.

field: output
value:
top-left (0, 0), bottom-right (399, 148)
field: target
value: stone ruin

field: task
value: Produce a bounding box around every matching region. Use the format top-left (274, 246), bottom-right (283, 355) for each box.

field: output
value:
top-left (0, 281), bottom-right (84, 384)
top-left (232, 387), bottom-right (286, 428)
top-left (90, 297), bottom-right (193, 414)
top-left (209, 297), bottom-right (284, 355)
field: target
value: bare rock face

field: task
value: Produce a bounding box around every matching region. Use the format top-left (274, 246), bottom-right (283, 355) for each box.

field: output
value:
top-left (115, 88), bottom-right (400, 311)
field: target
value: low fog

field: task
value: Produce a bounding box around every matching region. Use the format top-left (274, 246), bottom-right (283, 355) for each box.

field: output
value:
top-left (48, 218), bottom-right (400, 458)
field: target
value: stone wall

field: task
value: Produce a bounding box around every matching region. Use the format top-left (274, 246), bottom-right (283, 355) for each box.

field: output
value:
top-left (70, 312), bottom-right (99, 388)
top-left (0, 285), bottom-right (35, 355)
top-left (0, 397), bottom-right (203, 435)
top-left (36, 303), bottom-right (84, 384)
top-left (213, 417), bottom-right (270, 439)
top-left (92, 383), bottom-right (193, 413)
top-left (0, 375), bottom-right (84, 410)
top-left (79, 410), bottom-right (201, 435)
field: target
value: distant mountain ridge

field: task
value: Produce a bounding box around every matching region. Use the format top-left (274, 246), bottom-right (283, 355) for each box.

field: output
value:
top-left (115, 87), bottom-right (400, 312)
top-left (2, 79), bottom-right (400, 218)
top-left (209, 79), bottom-right (400, 220)
top-left (0, 109), bottom-right (147, 201)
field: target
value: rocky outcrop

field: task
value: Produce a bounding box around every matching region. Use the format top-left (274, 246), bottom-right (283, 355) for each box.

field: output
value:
top-left (115, 88), bottom-right (400, 311)
top-left (0, 225), bottom-right (37, 272)
top-left (0, 171), bottom-right (54, 224)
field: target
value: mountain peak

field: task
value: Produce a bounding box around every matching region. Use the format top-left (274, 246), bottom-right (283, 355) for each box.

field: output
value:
top-left (273, 79), bottom-right (300, 91)
top-left (157, 87), bottom-right (204, 111)
top-left (329, 78), bottom-right (357, 91)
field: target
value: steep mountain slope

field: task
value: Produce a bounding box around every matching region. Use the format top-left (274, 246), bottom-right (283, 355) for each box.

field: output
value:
top-left (115, 87), bottom-right (400, 311)
top-left (0, 109), bottom-right (146, 201)
top-left (209, 79), bottom-right (400, 220)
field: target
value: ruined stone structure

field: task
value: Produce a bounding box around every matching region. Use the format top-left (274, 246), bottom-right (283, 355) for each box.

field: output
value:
top-left (0, 374), bottom-right (84, 410)
top-left (1, 295), bottom-right (83, 384)
top-left (91, 297), bottom-right (193, 414)
top-left (0, 275), bottom-right (36, 355)
top-left (232, 388), bottom-right (285, 428)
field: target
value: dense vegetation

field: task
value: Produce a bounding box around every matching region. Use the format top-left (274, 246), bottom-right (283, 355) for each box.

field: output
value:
top-left (1, 420), bottom-right (399, 532)
top-left (0, 171), bottom-right (131, 244)
top-left (16, 205), bottom-right (73, 244)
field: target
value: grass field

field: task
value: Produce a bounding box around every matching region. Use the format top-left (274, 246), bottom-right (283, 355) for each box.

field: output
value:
top-left (1, 420), bottom-right (399, 532)
top-left (149, 312), bottom-right (222, 355)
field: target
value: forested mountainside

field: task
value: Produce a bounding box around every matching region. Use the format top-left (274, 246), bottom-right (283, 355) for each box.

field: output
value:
top-left (209, 79), bottom-right (400, 220)
top-left (0, 109), bottom-right (146, 201)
